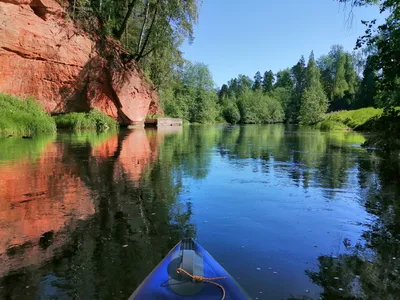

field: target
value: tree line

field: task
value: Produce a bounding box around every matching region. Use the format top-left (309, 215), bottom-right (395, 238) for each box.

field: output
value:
top-left (161, 44), bottom-right (387, 124)
top-left (69, 0), bottom-right (399, 126)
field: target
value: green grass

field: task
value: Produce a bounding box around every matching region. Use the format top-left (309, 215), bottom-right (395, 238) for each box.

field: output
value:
top-left (316, 107), bottom-right (384, 131)
top-left (53, 110), bottom-right (118, 131)
top-left (0, 93), bottom-right (57, 135)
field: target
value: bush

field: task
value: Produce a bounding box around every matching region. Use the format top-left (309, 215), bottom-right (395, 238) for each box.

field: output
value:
top-left (53, 110), bottom-right (118, 131)
top-left (223, 104), bottom-right (240, 124)
top-left (0, 93), bottom-right (56, 134)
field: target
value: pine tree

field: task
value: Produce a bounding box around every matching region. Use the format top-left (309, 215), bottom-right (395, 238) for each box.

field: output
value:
top-left (292, 56), bottom-right (307, 95)
top-left (333, 53), bottom-right (349, 99)
top-left (288, 56), bottom-right (307, 121)
top-left (262, 70), bottom-right (274, 93)
top-left (275, 69), bottom-right (293, 90)
top-left (299, 51), bottom-right (328, 124)
top-left (253, 71), bottom-right (263, 91)
top-left (344, 54), bottom-right (358, 96)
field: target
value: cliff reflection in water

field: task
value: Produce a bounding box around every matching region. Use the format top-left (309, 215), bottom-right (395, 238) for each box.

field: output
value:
top-left (0, 127), bottom-right (195, 300)
top-left (0, 137), bottom-right (94, 277)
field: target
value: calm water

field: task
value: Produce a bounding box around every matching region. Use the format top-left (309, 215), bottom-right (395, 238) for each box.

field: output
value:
top-left (0, 125), bottom-right (399, 300)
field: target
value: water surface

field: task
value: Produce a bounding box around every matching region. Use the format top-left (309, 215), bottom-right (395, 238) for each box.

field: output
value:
top-left (0, 125), bottom-right (399, 299)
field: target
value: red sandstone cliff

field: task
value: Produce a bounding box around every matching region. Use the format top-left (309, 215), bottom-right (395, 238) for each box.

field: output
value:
top-left (0, 0), bottom-right (163, 125)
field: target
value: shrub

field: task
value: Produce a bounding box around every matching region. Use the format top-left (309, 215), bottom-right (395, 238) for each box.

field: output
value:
top-left (223, 104), bottom-right (240, 124)
top-left (53, 110), bottom-right (118, 131)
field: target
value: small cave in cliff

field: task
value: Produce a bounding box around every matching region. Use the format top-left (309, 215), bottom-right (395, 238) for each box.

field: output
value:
top-left (30, 0), bottom-right (48, 21)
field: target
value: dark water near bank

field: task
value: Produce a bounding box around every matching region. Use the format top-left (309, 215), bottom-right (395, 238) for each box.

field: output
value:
top-left (0, 125), bottom-right (399, 300)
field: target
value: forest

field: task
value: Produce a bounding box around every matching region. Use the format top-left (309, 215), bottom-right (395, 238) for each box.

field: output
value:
top-left (68, 0), bottom-right (399, 128)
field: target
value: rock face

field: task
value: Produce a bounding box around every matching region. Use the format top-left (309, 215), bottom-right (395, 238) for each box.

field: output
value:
top-left (0, 0), bottom-right (162, 125)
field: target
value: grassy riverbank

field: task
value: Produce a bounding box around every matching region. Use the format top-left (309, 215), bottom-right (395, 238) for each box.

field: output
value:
top-left (0, 93), bottom-right (56, 135)
top-left (53, 110), bottom-right (118, 131)
top-left (315, 107), bottom-right (384, 131)
top-left (0, 93), bottom-right (118, 135)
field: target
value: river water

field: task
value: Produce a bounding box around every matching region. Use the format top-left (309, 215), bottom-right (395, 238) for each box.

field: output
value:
top-left (0, 125), bottom-right (399, 300)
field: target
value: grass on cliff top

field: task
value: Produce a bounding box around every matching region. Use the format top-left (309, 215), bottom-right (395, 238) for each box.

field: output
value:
top-left (316, 107), bottom-right (384, 131)
top-left (0, 93), bottom-right (57, 135)
top-left (53, 110), bottom-right (118, 131)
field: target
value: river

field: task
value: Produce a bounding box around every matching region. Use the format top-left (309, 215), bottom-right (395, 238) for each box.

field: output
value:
top-left (0, 125), bottom-right (399, 300)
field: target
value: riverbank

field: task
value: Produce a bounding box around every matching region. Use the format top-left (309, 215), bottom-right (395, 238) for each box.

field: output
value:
top-left (315, 107), bottom-right (383, 131)
top-left (316, 107), bottom-right (400, 151)
top-left (0, 93), bottom-right (118, 135)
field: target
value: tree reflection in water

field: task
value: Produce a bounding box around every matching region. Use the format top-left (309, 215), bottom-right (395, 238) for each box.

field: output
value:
top-left (305, 153), bottom-right (400, 299)
top-left (0, 125), bottom-right (399, 299)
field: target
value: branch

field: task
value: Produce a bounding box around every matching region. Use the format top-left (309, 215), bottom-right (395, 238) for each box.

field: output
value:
top-left (136, 0), bottom-right (160, 62)
top-left (137, 0), bottom-right (150, 53)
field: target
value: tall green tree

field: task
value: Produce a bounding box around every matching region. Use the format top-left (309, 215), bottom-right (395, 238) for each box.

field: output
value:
top-left (299, 51), bottom-right (328, 124)
top-left (356, 56), bottom-right (378, 108)
top-left (262, 70), bottom-right (274, 93)
top-left (288, 56), bottom-right (307, 121)
top-left (333, 53), bottom-right (349, 99)
top-left (253, 71), bottom-right (263, 91)
top-left (218, 84), bottom-right (229, 103)
top-left (275, 69), bottom-right (294, 90)
top-left (162, 62), bottom-right (218, 123)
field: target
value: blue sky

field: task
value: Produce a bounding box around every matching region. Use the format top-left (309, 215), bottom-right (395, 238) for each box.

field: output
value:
top-left (180, 0), bottom-right (384, 87)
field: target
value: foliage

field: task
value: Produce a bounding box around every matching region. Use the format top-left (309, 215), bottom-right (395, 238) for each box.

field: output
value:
top-left (53, 110), bottom-right (118, 131)
top-left (337, 0), bottom-right (400, 107)
top-left (161, 62), bottom-right (218, 123)
top-left (0, 93), bottom-right (56, 135)
top-left (317, 45), bottom-right (359, 111)
top-left (70, 0), bottom-right (199, 93)
top-left (237, 90), bottom-right (284, 124)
